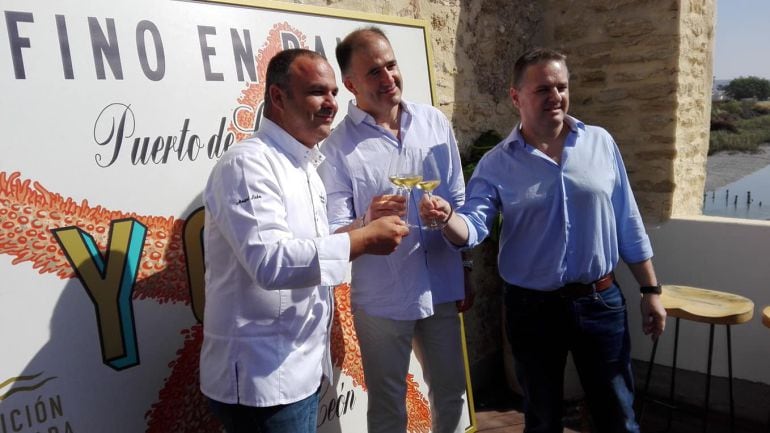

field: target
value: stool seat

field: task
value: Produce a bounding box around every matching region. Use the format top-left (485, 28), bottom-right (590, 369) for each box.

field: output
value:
top-left (762, 306), bottom-right (770, 328)
top-left (661, 285), bottom-right (754, 325)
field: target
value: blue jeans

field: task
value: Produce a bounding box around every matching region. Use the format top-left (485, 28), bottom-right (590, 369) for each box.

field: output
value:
top-left (207, 387), bottom-right (320, 433)
top-left (504, 283), bottom-right (639, 433)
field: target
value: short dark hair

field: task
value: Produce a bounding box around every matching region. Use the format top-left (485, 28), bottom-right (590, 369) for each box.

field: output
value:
top-left (335, 27), bottom-right (389, 75)
top-left (263, 48), bottom-right (325, 113)
top-left (511, 48), bottom-right (568, 89)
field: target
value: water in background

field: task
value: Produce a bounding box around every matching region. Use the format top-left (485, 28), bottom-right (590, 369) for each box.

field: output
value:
top-left (703, 163), bottom-right (770, 220)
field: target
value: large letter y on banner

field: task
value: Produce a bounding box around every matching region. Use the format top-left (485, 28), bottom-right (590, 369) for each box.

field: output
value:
top-left (52, 218), bottom-right (146, 370)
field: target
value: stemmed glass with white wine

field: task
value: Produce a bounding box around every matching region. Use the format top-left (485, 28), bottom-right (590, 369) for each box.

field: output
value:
top-left (416, 150), bottom-right (442, 230)
top-left (387, 147), bottom-right (422, 227)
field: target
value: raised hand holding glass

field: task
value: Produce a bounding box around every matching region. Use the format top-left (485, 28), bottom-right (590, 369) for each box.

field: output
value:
top-left (416, 150), bottom-right (443, 230)
top-left (387, 147), bottom-right (422, 228)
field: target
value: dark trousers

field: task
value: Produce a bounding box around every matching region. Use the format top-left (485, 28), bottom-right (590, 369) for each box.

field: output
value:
top-left (504, 283), bottom-right (639, 433)
top-left (207, 387), bottom-right (320, 433)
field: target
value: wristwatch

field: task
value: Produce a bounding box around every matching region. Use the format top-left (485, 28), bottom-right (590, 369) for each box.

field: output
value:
top-left (462, 260), bottom-right (473, 270)
top-left (640, 284), bottom-right (662, 295)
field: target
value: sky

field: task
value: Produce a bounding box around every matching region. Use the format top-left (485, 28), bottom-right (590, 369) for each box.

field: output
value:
top-left (713, 0), bottom-right (770, 80)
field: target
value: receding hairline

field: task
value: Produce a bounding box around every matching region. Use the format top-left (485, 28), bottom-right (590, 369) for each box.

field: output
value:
top-left (345, 28), bottom-right (389, 45)
top-left (336, 27), bottom-right (392, 75)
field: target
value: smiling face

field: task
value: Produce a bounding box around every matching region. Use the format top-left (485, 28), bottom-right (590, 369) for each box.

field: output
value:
top-left (270, 55), bottom-right (339, 148)
top-left (342, 33), bottom-right (402, 119)
top-left (510, 59), bottom-right (570, 138)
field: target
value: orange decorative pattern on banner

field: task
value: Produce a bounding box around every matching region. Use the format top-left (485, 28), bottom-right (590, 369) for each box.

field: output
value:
top-left (144, 324), bottom-right (222, 432)
top-left (0, 172), bottom-right (71, 277)
top-left (1, 169), bottom-right (433, 432)
top-left (330, 283), bottom-right (364, 386)
top-left (227, 22), bottom-right (308, 142)
top-left (0, 171), bottom-right (188, 305)
top-left (406, 372), bottom-right (432, 433)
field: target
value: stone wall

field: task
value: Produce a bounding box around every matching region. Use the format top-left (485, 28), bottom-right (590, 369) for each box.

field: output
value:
top-left (446, 0), bottom-right (540, 147)
top-left (673, 0), bottom-right (715, 217)
top-left (538, 0), bottom-right (715, 221)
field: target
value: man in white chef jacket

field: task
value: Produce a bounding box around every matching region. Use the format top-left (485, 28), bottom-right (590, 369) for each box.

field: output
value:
top-left (200, 48), bottom-right (409, 433)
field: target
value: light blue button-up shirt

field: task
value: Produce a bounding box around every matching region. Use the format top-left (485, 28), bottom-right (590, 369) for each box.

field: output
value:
top-left (458, 115), bottom-right (652, 291)
top-left (319, 100), bottom-right (465, 320)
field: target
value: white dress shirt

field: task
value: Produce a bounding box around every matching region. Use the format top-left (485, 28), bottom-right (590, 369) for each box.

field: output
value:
top-left (319, 100), bottom-right (465, 320)
top-left (200, 118), bottom-right (350, 407)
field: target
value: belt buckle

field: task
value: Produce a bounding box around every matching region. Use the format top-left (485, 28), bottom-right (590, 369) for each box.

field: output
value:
top-left (559, 282), bottom-right (591, 299)
top-left (580, 283), bottom-right (595, 298)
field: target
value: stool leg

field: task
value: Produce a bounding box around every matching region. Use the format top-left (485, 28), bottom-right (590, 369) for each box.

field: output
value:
top-left (666, 317), bottom-right (681, 432)
top-left (703, 323), bottom-right (715, 433)
top-left (727, 325), bottom-right (735, 433)
top-left (639, 336), bottom-right (660, 423)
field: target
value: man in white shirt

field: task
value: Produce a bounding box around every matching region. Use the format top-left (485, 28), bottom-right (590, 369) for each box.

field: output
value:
top-left (200, 48), bottom-right (409, 433)
top-left (318, 28), bottom-right (470, 433)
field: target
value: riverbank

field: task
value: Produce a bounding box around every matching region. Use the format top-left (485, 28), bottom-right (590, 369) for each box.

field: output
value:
top-left (705, 144), bottom-right (770, 191)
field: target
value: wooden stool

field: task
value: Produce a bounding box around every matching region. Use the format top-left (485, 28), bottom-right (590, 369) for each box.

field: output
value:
top-left (640, 285), bottom-right (754, 433)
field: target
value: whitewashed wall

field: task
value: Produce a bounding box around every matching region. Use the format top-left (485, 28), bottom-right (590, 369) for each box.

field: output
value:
top-left (618, 216), bottom-right (770, 384)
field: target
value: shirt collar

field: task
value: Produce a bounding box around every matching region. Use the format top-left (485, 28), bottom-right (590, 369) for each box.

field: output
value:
top-left (505, 115), bottom-right (585, 151)
top-left (346, 99), bottom-right (414, 126)
top-left (257, 118), bottom-right (325, 169)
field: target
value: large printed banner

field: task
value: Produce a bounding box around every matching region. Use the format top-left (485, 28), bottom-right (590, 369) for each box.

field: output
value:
top-left (0, 0), bottom-right (475, 432)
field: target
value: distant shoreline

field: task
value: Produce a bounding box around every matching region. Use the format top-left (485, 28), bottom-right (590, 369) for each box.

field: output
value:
top-left (705, 143), bottom-right (770, 191)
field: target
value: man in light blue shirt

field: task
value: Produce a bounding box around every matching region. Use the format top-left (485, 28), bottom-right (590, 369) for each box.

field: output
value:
top-left (319, 27), bottom-right (471, 433)
top-left (421, 48), bottom-right (666, 433)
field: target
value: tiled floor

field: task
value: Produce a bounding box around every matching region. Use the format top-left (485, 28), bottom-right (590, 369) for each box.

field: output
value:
top-left (474, 407), bottom-right (581, 432)
top-left (472, 398), bottom-right (767, 433)
top-left (474, 408), bottom-right (525, 432)
top-left (472, 389), bottom-right (584, 432)
top-left (468, 355), bottom-right (770, 432)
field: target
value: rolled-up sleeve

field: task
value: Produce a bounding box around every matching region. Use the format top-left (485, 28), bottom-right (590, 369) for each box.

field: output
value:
top-left (610, 141), bottom-right (653, 263)
top-left (455, 156), bottom-right (503, 250)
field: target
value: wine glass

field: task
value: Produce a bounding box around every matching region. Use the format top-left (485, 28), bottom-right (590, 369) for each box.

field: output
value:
top-left (416, 150), bottom-right (442, 230)
top-left (387, 147), bottom-right (422, 227)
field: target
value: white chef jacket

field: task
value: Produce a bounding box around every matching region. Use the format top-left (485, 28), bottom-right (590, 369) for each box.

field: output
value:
top-left (200, 118), bottom-right (350, 407)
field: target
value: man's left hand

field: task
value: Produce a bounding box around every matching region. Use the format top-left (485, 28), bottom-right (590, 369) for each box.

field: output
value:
top-left (640, 293), bottom-right (666, 339)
